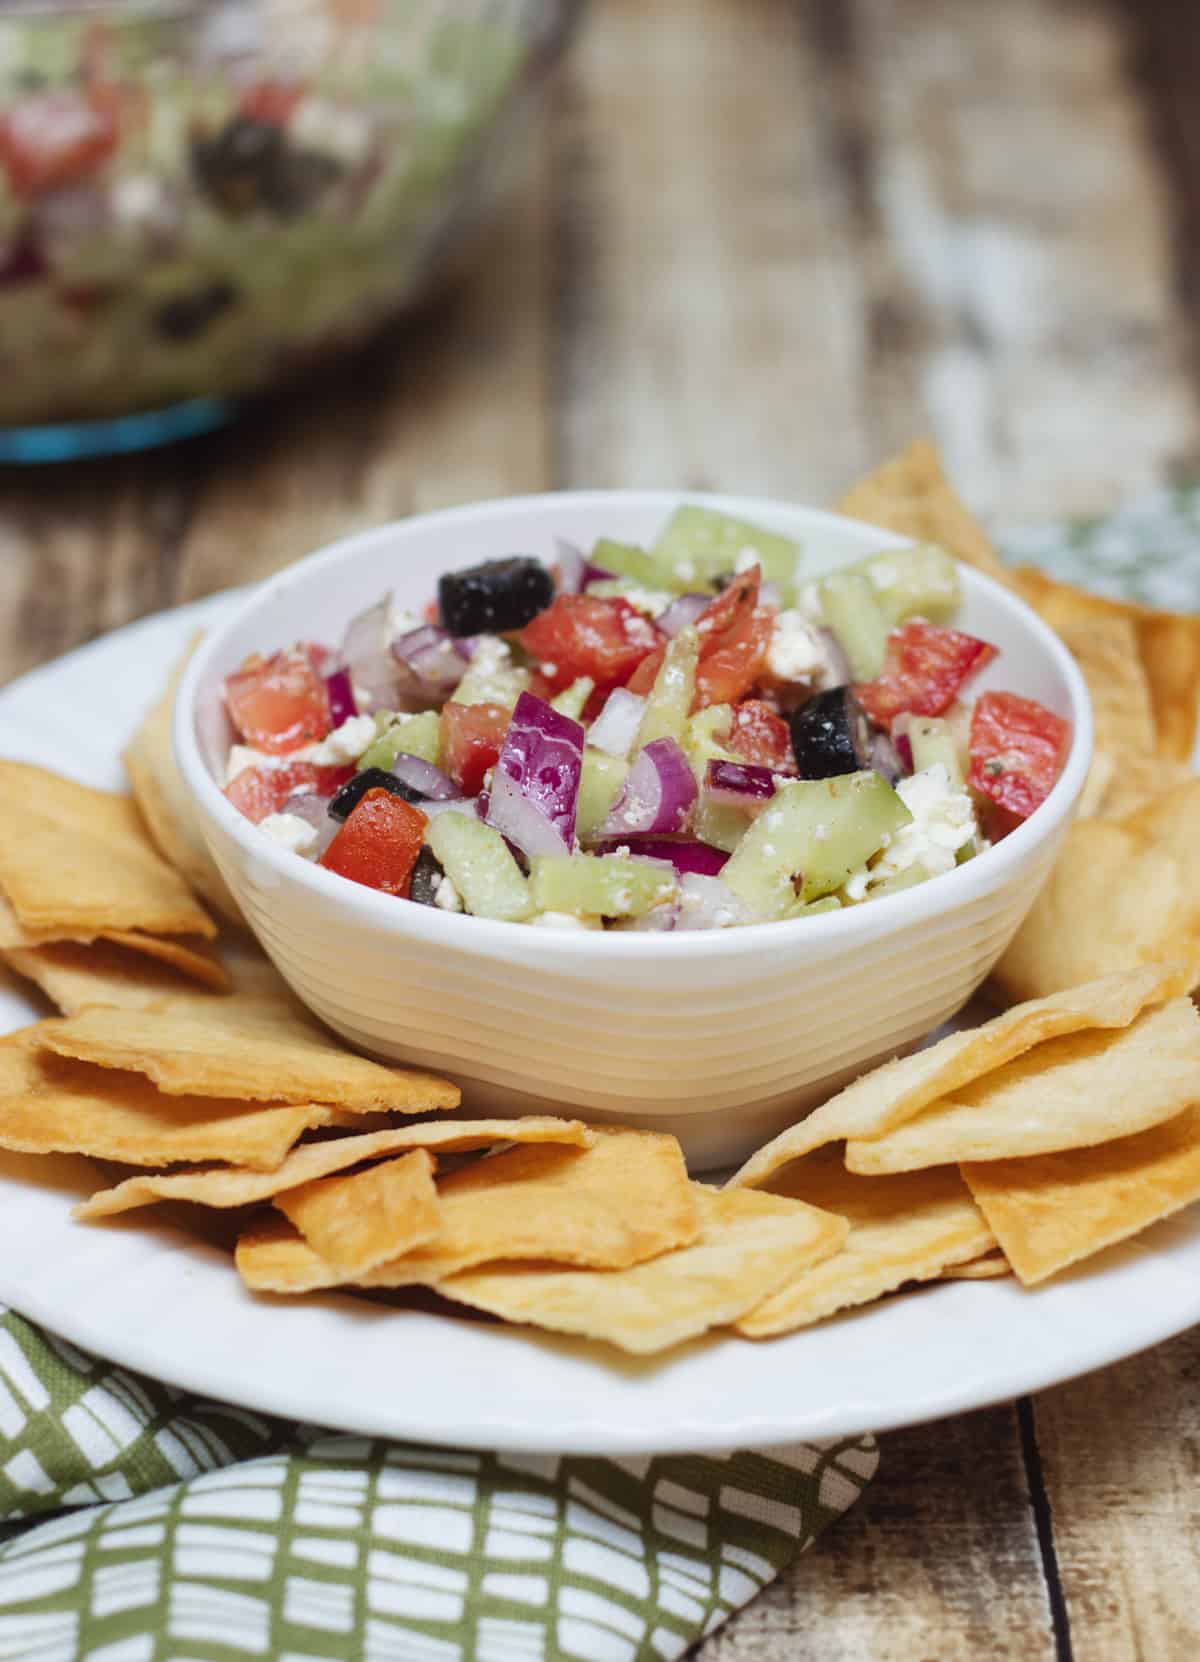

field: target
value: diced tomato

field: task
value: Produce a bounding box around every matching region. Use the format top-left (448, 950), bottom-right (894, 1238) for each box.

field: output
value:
top-left (969, 691), bottom-right (1071, 831)
top-left (855, 619), bottom-right (997, 731)
top-left (239, 80), bottom-right (307, 125)
top-left (440, 701), bottom-right (511, 795)
top-left (625, 647), bottom-right (665, 697)
top-left (695, 610), bottom-right (773, 708)
top-left (225, 648), bottom-right (332, 755)
top-left (696, 563), bottom-right (761, 645)
top-left (518, 595), bottom-right (662, 694)
top-left (305, 643), bottom-right (334, 674)
top-left (319, 789), bottom-right (427, 897)
top-left (0, 93), bottom-right (117, 197)
top-left (727, 700), bottom-right (796, 773)
top-left (224, 762), bottom-right (354, 825)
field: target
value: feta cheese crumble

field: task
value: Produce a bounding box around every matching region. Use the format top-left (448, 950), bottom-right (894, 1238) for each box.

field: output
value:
top-left (843, 763), bottom-right (976, 902)
top-left (765, 609), bottom-right (835, 685)
top-left (303, 713), bottom-right (377, 765)
top-left (258, 812), bottom-right (320, 859)
top-left (433, 875), bottom-right (463, 912)
top-left (531, 911), bottom-right (604, 930)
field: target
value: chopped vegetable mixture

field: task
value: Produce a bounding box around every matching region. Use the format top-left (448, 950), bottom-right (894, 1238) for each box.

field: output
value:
top-left (221, 506), bottom-right (1072, 931)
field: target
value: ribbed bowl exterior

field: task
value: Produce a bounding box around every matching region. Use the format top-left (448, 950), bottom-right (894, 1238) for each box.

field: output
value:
top-left (202, 811), bottom-right (1066, 1168)
top-left (177, 490), bottom-right (1093, 1171)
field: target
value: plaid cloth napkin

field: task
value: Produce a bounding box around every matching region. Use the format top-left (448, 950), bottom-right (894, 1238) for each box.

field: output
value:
top-left (2, 487), bottom-right (1190, 1662)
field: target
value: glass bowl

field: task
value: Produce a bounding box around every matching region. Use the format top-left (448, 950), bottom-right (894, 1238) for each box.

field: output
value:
top-left (0, 0), bottom-right (583, 456)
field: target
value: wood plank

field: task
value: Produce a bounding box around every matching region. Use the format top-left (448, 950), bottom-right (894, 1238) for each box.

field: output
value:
top-left (830, 0), bottom-right (1200, 521)
top-left (553, 0), bottom-right (877, 500)
top-left (1033, 1325), bottom-right (1200, 1661)
top-left (702, 1407), bottom-right (1056, 1662)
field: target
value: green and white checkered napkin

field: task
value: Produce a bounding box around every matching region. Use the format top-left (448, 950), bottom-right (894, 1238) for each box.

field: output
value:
top-left (3, 488), bottom-right (1194, 1662)
top-left (0, 1308), bottom-right (877, 1661)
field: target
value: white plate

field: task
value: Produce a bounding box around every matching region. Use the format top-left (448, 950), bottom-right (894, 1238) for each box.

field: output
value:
top-left (0, 600), bottom-right (1196, 1455)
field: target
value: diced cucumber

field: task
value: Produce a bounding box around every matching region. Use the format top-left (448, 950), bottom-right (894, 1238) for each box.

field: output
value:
top-left (529, 853), bottom-right (678, 918)
top-left (870, 861), bottom-right (935, 898)
top-left (587, 578), bottom-right (674, 618)
top-left (784, 894), bottom-right (843, 919)
top-left (722, 772), bottom-right (912, 919)
top-left (905, 715), bottom-right (964, 789)
top-left (591, 538), bottom-right (665, 591)
top-left (853, 544), bottom-right (960, 626)
top-left (358, 709), bottom-right (441, 771)
top-left (635, 627), bottom-right (699, 751)
top-left (577, 750), bottom-right (629, 842)
top-left (818, 571), bottom-right (889, 680)
top-left (683, 702), bottom-right (745, 851)
top-left (425, 813), bottom-right (533, 922)
top-left (551, 677), bottom-right (595, 720)
top-left (652, 506), bottom-right (799, 594)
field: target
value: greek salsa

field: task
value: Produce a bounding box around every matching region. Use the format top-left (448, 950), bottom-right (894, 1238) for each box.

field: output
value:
top-left (220, 507), bottom-right (1072, 932)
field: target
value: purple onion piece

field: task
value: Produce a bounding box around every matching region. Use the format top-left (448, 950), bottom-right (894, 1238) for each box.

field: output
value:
top-left (869, 730), bottom-right (905, 785)
top-left (581, 561), bottom-right (618, 589)
top-left (587, 687), bottom-right (646, 758)
top-left (340, 595), bottom-right (401, 710)
top-left (674, 874), bottom-right (749, 931)
top-left (894, 731), bottom-right (914, 772)
top-left (594, 837), bottom-right (728, 877)
top-left (281, 793), bottom-right (339, 857)
top-left (390, 752), bottom-right (461, 801)
top-left (704, 759), bottom-right (778, 808)
top-left (554, 537), bottom-right (586, 594)
top-left (392, 625), bottom-right (468, 701)
top-left (324, 667), bottom-right (358, 727)
top-left (486, 691), bottom-right (584, 857)
top-left (599, 738), bottom-right (698, 839)
top-left (657, 593), bottom-right (710, 638)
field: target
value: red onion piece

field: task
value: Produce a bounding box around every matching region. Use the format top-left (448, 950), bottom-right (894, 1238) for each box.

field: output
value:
top-left (657, 593), bottom-right (710, 638)
top-left (705, 759), bottom-right (778, 808)
top-left (675, 873), bottom-right (749, 930)
top-left (324, 667), bottom-right (358, 727)
top-left (869, 729), bottom-right (905, 784)
top-left (340, 595), bottom-right (401, 710)
top-left (556, 536), bottom-right (616, 594)
top-left (281, 792), bottom-right (339, 856)
top-left (486, 691), bottom-right (584, 857)
top-left (599, 738), bottom-right (698, 839)
top-left (587, 688), bottom-right (646, 758)
top-left (392, 626), bottom-right (468, 701)
top-left (390, 752), bottom-right (461, 801)
top-left (594, 837), bottom-right (728, 876)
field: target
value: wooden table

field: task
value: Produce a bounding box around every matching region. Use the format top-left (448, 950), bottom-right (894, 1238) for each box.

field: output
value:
top-left (2, 0), bottom-right (1199, 1654)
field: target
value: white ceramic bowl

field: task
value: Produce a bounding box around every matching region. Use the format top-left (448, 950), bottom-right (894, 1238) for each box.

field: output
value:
top-left (175, 491), bottom-right (1093, 1168)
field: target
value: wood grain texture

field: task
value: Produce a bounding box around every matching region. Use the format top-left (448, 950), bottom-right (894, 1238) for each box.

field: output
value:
top-left (1034, 1325), bottom-right (1200, 1661)
top-left (704, 1407), bottom-right (1056, 1661)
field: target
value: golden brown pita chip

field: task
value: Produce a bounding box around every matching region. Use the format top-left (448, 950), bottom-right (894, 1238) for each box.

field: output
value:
top-left (436, 1186), bottom-right (848, 1355)
top-left (963, 1104), bottom-right (1200, 1285)
top-left (836, 440), bottom-right (1013, 584)
top-left (2, 940), bottom-right (225, 1016)
top-left (938, 1253), bottom-right (1011, 1281)
top-left (0, 763), bottom-right (216, 941)
top-left (123, 636), bottom-right (244, 927)
top-left (76, 1117), bottom-right (596, 1218)
top-left (0, 1030), bottom-right (328, 1171)
top-left (728, 964), bottom-right (1187, 1190)
top-left (40, 993), bottom-right (460, 1114)
top-left (1049, 611), bottom-right (1155, 774)
top-left (238, 1129), bottom-right (700, 1291)
top-left (0, 889), bottom-right (228, 993)
top-left (1014, 566), bottom-right (1200, 763)
top-left (276, 1150), bottom-right (440, 1274)
top-left (991, 820), bottom-right (1200, 1005)
top-left (845, 998), bottom-right (1200, 1174)
top-left (735, 1152), bottom-right (993, 1336)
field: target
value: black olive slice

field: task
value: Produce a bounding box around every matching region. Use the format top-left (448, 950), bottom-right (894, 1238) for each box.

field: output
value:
top-left (788, 686), bottom-right (874, 779)
top-left (438, 557), bottom-right (554, 637)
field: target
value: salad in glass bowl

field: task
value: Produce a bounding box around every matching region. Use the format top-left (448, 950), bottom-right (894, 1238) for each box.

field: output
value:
top-left (0, 0), bottom-right (580, 446)
top-left (218, 504), bottom-right (1073, 933)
